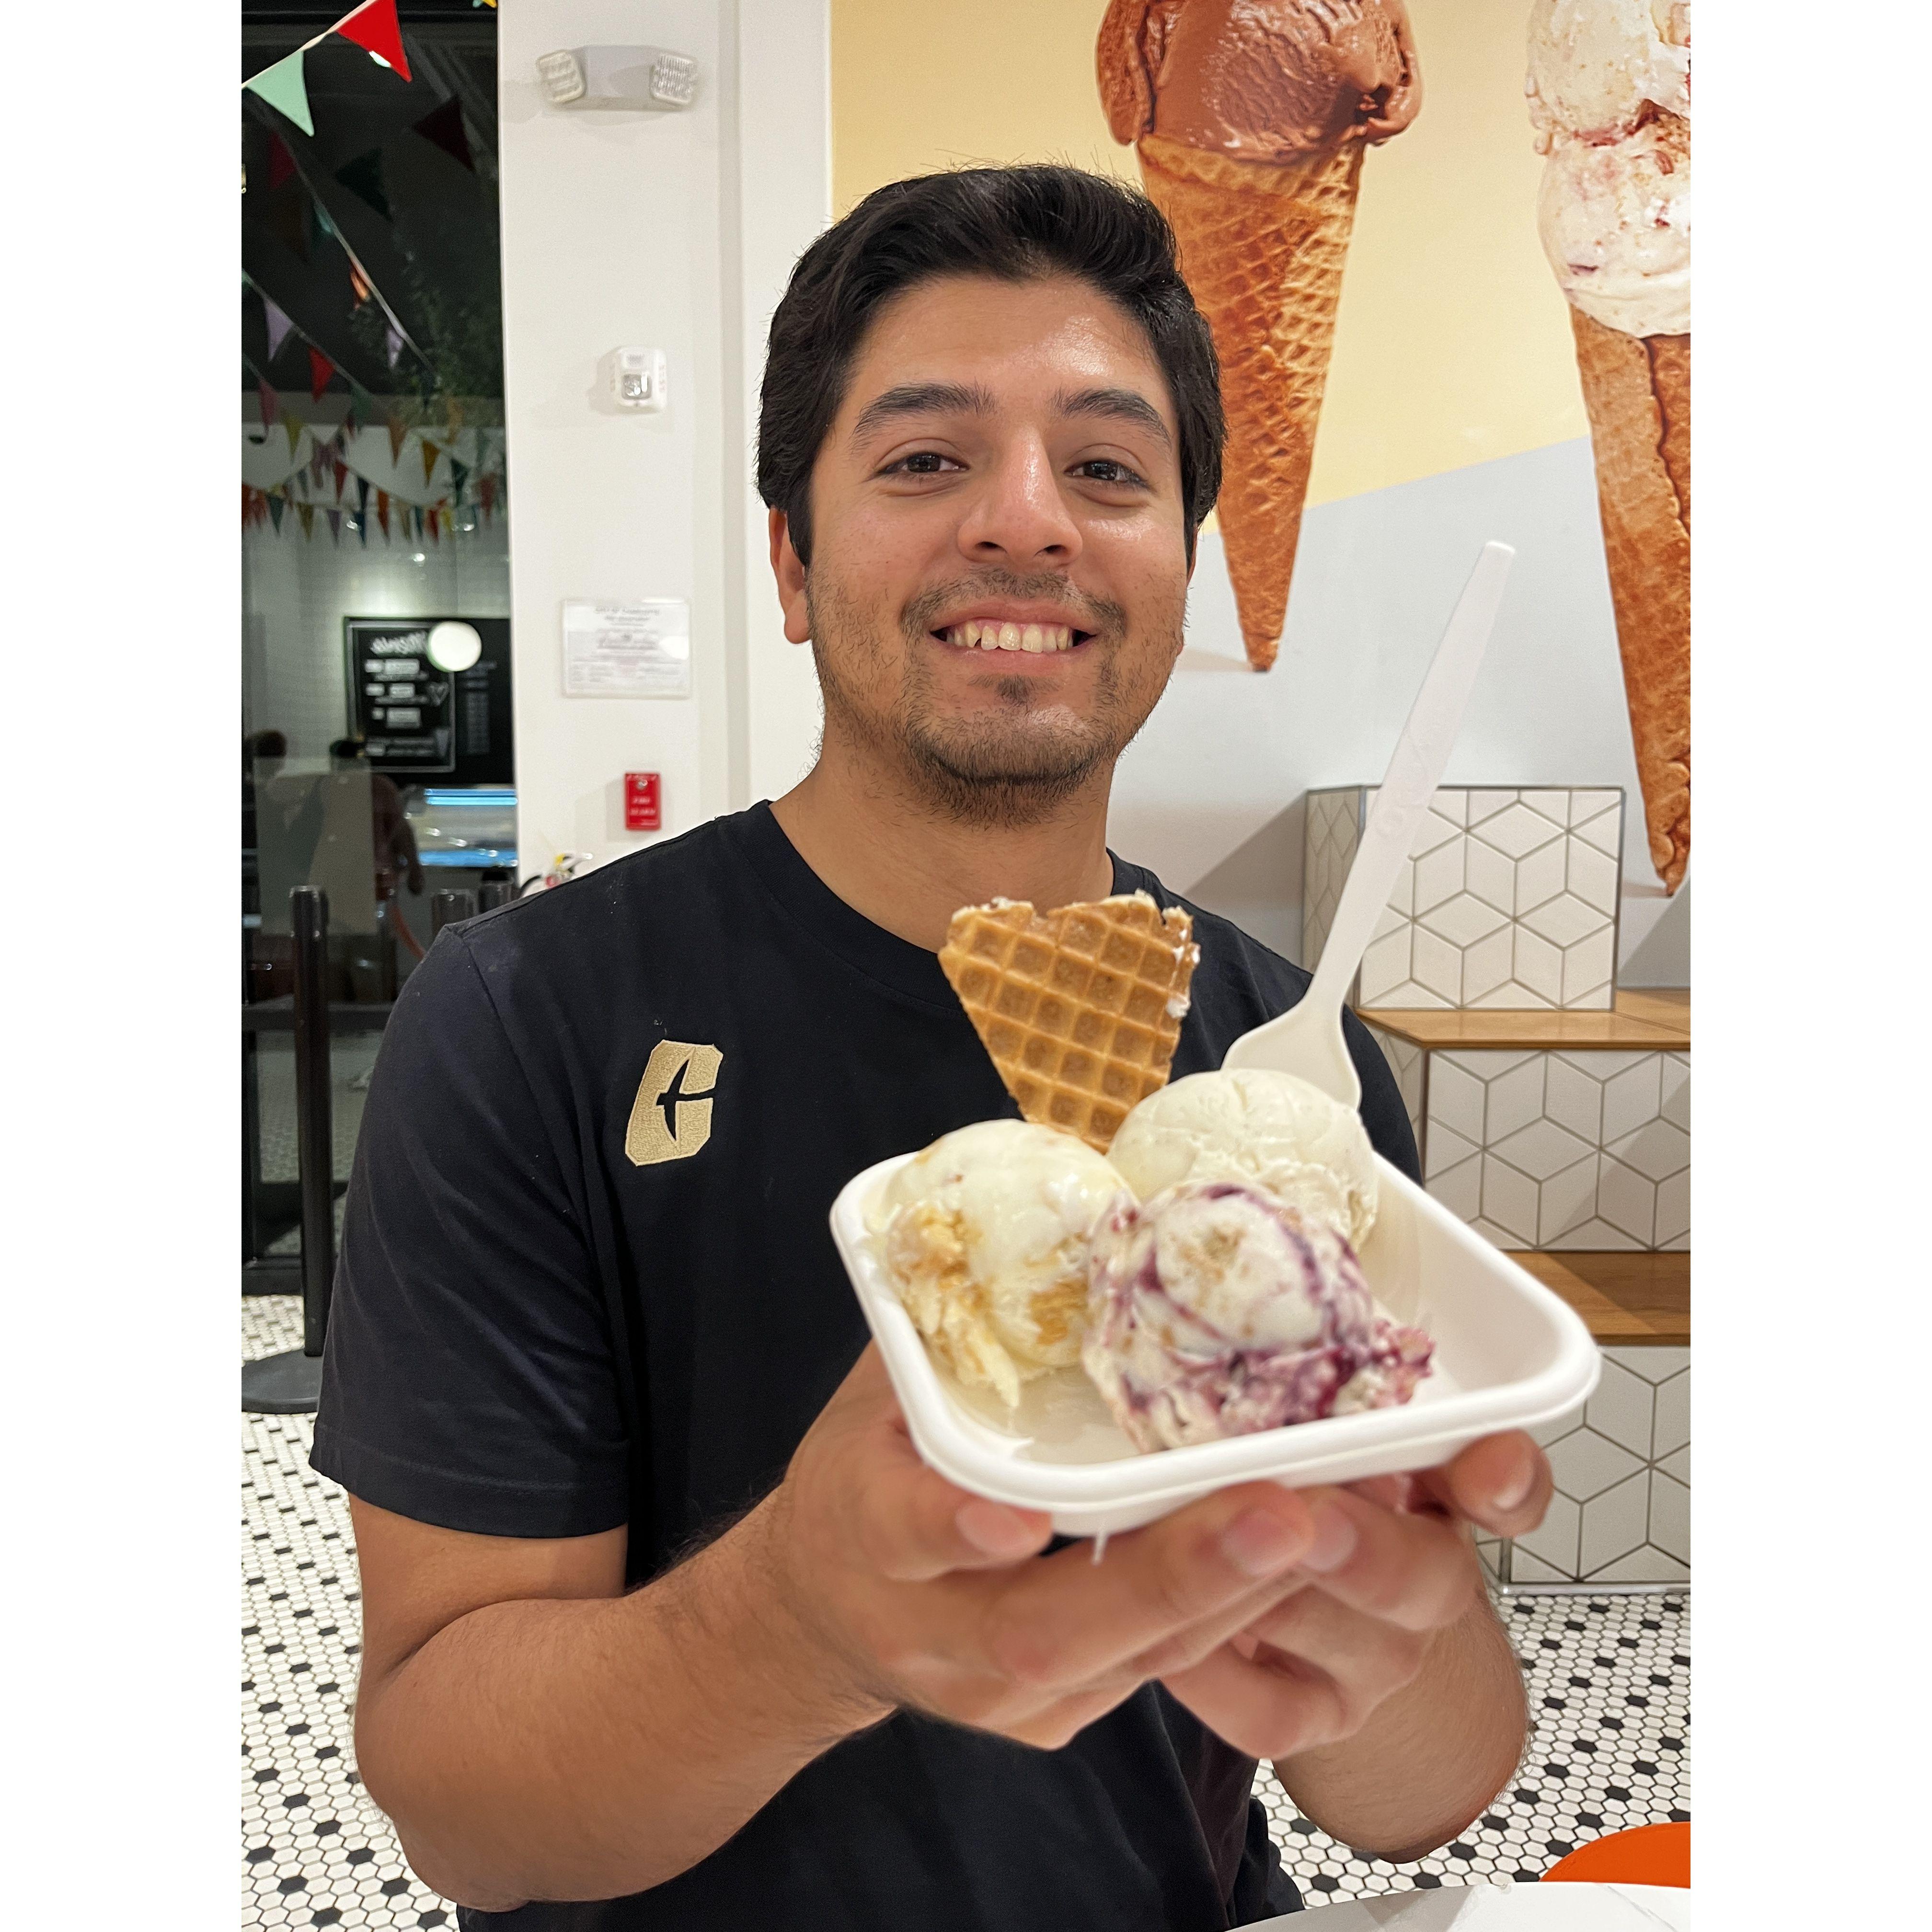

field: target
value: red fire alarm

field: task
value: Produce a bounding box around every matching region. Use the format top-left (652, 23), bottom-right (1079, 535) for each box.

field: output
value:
top-left (624, 771), bottom-right (662, 832)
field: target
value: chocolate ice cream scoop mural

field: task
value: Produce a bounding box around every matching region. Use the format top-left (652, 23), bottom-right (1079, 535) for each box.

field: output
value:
top-left (1097, 0), bottom-right (1422, 672)
top-left (1530, 0), bottom-right (1690, 893)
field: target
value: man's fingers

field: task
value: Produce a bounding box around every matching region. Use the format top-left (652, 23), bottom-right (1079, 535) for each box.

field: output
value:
top-left (972, 1481), bottom-right (1318, 1691)
top-left (1236, 1579), bottom-right (1432, 1713)
top-left (1160, 1642), bottom-right (1353, 1761)
top-left (1282, 1487), bottom-right (1479, 1633)
top-left (1419, 1432), bottom-right (1552, 1539)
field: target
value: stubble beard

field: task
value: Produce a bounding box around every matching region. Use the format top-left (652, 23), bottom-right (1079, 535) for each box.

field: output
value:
top-left (806, 566), bottom-right (1182, 831)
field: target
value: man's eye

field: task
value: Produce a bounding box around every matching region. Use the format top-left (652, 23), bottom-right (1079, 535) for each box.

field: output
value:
top-left (887, 451), bottom-right (959, 475)
top-left (1078, 459), bottom-right (1148, 486)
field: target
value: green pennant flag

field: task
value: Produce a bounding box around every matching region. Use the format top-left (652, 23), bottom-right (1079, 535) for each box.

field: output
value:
top-left (267, 494), bottom-right (286, 534)
top-left (245, 51), bottom-right (315, 138)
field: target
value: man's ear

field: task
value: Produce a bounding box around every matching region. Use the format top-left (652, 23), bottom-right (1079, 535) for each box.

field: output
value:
top-left (769, 508), bottom-right (812, 644)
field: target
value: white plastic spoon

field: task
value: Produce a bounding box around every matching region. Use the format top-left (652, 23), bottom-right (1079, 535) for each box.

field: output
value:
top-left (1220, 540), bottom-right (1516, 1108)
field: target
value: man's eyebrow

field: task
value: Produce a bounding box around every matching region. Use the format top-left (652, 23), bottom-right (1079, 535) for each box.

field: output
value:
top-left (1055, 386), bottom-right (1172, 446)
top-left (849, 381), bottom-right (997, 445)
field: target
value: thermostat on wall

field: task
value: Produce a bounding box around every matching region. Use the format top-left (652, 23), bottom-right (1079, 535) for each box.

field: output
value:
top-left (612, 348), bottom-right (668, 412)
top-left (537, 46), bottom-right (698, 111)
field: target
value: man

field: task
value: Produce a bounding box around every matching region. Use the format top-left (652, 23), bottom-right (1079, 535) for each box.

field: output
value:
top-left (315, 165), bottom-right (1552, 1929)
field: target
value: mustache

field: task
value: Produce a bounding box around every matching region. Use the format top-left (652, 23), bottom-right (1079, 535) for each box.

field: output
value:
top-left (900, 572), bottom-right (1126, 641)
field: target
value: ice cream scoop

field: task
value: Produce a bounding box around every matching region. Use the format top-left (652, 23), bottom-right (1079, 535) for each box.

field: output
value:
top-left (1083, 1180), bottom-right (1433, 1451)
top-left (1538, 110), bottom-right (1689, 337)
top-left (1527, 0), bottom-right (1689, 153)
top-left (1107, 1067), bottom-right (1379, 1252)
top-left (873, 1119), bottom-right (1130, 1409)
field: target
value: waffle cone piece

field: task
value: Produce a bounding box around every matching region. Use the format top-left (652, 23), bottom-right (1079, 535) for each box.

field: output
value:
top-left (1136, 133), bottom-right (1363, 672)
top-left (1569, 306), bottom-right (1690, 893)
top-left (939, 891), bottom-right (1200, 1153)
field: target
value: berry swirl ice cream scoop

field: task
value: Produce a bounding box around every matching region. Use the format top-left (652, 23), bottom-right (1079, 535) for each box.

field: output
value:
top-left (1083, 1180), bottom-right (1432, 1452)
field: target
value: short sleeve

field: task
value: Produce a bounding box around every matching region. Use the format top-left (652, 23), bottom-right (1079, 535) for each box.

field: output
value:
top-left (311, 929), bottom-right (630, 1539)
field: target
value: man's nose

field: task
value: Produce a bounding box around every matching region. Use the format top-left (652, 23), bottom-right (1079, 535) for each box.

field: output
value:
top-left (954, 437), bottom-right (1082, 569)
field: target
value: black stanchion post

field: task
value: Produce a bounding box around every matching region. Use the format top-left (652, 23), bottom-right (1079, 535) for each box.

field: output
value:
top-left (431, 888), bottom-right (479, 936)
top-left (242, 885), bottom-right (334, 1414)
top-left (293, 886), bottom-right (334, 1357)
top-left (477, 882), bottom-right (513, 913)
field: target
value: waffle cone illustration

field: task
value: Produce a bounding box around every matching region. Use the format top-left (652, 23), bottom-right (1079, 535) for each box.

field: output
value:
top-left (939, 892), bottom-right (1199, 1153)
top-left (1136, 135), bottom-right (1363, 672)
top-left (1099, 1), bottom-right (1422, 671)
top-left (1569, 309), bottom-right (1690, 892)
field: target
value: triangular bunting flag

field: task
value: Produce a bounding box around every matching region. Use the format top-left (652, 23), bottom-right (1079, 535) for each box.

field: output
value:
top-left (387, 414), bottom-right (407, 465)
top-left (335, 0), bottom-right (414, 83)
top-left (334, 147), bottom-right (392, 221)
top-left (348, 263), bottom-right (373, 307)
top-left (383, 324), bottom-right (403, 368)
top-left (326, 507), bottom-right (342, 545)
top-left (267, 494), bottom-right (286, 533)
top-left (356, 476), bottom-right (370, 518)
top-left (449, 459), bottom-right (469, 500)
top-left (262, 294), bottom-right (296, 361)
top-left (295, 470), bottom-right (310, 500)
top-left (411, 97), bottom-right (474, 172)
top-left (245, 51), bottom-right (315, 138)
top-left (283, 413), bottom-right (305, 457)
top-left (266, 130), bottom-right (298, 190)
top-left (256, 377), bottom-right (279, 429)
top-left (426, 505), bottom-right (440, 545)
top-left (309, 346), bottom-right (336, 401)
top-left (376, 490), bottom-right (391, 540)
top-left (421, 439), bottom-right (439, 485)
top-left (333, 458), bottom-right (348, 501)
top-left (413, 505), bottom-right (425, 540)
top-left (297, 503), bottom-right (315, 539)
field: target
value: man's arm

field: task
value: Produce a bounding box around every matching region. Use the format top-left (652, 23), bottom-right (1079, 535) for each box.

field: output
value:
top-left (350, 1348), bottom-right (1338, 1909)
top-left (350, 1495), bottom-right (873, 1911)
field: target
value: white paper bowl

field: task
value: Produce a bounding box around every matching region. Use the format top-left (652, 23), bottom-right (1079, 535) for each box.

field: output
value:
top-left (830, 1151), bottom-right (1601, 1539)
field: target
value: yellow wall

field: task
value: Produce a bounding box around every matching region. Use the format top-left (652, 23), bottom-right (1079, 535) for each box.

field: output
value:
top-left (830, 0), bottom-right (1587, 506)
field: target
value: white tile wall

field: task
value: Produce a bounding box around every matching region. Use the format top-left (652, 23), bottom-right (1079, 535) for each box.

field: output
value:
top-left (1421, 1050), bottom-right (1690, 1252)
top-left (1481, 1346), bottom-right (1690, 1585)
top-left (1306, 787), bottom-right (1623, 1011)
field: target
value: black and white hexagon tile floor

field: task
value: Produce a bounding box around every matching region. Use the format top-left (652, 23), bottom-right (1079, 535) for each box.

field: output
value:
top-left (243, 1299), bottom-right (1689, 1926)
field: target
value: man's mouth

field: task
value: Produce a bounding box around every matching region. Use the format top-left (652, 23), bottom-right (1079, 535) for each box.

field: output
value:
top-left (934, 620), bottom-right (1088, 656)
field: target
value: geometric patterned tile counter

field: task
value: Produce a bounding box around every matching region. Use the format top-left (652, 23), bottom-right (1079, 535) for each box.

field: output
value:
top-left (1306, 786), bottom-right (1624, 1010)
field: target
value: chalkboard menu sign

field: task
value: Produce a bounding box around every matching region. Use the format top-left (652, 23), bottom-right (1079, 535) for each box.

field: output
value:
top-left (344, 617), bottom-right (513, 786)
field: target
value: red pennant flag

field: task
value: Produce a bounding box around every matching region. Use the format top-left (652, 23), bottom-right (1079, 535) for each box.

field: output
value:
top-left (256, 377), bottom-right (279, 428)
top-left (376, 489), bottom-right (391, 540)
top-left (308, 346), bottom-right (335, 400)
top-left (334, 0), bottom-right (413, 83)
top-left (267, 130), bottom-right (297, 190)
top-left (420, 438), bottom-right (439, 485)
top-left (411, 97), bottom-right (473, 172)
top-left (386, 414), bottom-right (407, 465)
top-left (333, 459), bottom-right (348, 501)
top-left (426, 505), bottom-right (440, 545)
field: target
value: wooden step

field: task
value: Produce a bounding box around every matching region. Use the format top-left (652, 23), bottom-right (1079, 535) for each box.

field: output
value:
top-left (1360, 988), bottom-right (1689, 1053)
top-left (1506, 1250), bottom-right (1689, 1345)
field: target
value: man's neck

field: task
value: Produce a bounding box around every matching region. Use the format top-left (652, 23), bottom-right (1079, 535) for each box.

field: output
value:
top-left (770, 752), bottom-right (1117, 953)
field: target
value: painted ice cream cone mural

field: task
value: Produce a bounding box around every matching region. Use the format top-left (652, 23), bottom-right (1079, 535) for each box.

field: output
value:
top-left (1097, 0), bottom-right (1422, 671)
top-left (1529, 1), bottom-right (1691, 892)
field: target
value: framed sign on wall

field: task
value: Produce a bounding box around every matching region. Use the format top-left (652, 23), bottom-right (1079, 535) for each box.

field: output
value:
top-left (343, 617), bottom-right (513, 786)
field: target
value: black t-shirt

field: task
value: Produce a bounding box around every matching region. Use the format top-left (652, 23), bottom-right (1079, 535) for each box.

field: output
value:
top-left (313, 802), bottom-right (1420, 1932)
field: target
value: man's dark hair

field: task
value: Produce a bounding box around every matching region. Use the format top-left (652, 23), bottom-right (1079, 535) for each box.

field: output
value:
top-left (757, 165), bottom-right (1224, 568)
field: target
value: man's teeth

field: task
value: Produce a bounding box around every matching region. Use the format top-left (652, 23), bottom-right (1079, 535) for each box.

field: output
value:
top-left (942, 620), bottom-right (1076, 654)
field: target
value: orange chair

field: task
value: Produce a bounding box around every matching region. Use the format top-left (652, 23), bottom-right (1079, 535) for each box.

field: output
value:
top-left (1542, 1820), bottom-right (1689, 1887)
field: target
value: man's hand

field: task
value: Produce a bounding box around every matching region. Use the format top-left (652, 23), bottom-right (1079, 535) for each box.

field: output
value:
top-left (761, 1347), bottom-right (1332, 1749)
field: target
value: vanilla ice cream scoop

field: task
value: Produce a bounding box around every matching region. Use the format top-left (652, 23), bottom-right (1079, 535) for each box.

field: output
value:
top-left (1107, 1067), bottom-right (1379, 1252)
top-left (1526, 0), bottom-right (1689, 154)
top-left (1083, 1181), bottom-right (1433, 1451)
top-left (873, 1119), bottom-right (1130, 1408)
top-left (1538, 111), bottom-right (1689, 337)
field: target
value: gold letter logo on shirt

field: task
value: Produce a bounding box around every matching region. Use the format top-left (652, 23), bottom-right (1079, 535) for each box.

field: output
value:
top-left (625, 1040), bottom-right (723, 1166)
